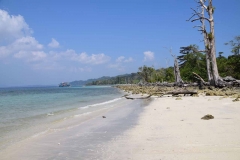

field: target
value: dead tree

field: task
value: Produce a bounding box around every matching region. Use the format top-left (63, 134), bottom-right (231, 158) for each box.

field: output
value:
top-left (188, 0), bottom-right (222, 87)
top-left (173, 55), bottom-right (183, 85)
top-left (165, 47), bottom-right (184, 85)
top-left (199, 1), bottom-right (213, 84)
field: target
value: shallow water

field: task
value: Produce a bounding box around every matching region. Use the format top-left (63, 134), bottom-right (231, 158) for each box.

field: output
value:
top-left (0, 86), bottom-right (123, 150)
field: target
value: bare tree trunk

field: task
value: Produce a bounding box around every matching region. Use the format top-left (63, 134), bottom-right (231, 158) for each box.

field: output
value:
top-left (165, 47), bottom-right (183, 84)
top-left (200, 0), bottom-right (213, 84)
top-left (207, 0), bottom-right (221, 86)
top-left (189, 0), bottom-right (222, 86)
top-left (173, 56), bottom-right (183, 84)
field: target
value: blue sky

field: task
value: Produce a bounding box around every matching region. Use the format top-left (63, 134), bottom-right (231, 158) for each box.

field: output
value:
top-left (0, 0), bottom-right (239, 86)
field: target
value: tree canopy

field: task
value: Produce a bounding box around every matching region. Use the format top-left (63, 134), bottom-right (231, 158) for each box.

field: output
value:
top-left (177, 45), bottom-right (207, 82)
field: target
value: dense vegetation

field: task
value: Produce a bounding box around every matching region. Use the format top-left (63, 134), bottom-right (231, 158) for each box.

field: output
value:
top-left (177, 44), bottom-right (240, 82)
top-left (70, 36), bottom-right (239, 86)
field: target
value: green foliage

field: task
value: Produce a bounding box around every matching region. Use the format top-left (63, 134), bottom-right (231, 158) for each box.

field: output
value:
top-left (217, 55), bottom-right (228, 77)
top-left (208, 32), bottom-right (213, 41)
top-left (164, 67), bottom-right (175, 82)
top-left (218, 52), bottom-right (224, 58)
top-left (225, 35), bottom-right (240, 55)
top-left (207, 5), bottom-right (215, 14)
top-left (217, 55), bottom-right (240, 79)
top-left (178, 45), bottom-right (207, 82)
top-left (137, 66), bottom-right (175, 83)
top-left (137, 65), bottom-right (155, 82)
top-left (86, 73), bottom-right (141, 85)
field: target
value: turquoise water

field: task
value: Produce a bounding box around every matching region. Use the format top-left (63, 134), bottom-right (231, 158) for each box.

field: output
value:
top-left (0, 86), bottom-right (123, 150)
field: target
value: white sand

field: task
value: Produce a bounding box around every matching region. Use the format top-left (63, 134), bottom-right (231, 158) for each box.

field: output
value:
top-left (1, 95), bottom-right (240, 160)
top-left (99, 96), bottom-right (240, 160)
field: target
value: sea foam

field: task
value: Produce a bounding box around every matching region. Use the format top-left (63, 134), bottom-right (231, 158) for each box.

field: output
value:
top-left (78, 97), bottom-right (122, 109)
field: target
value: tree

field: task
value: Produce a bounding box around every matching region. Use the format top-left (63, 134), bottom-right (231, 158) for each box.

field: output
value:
top-left (178, 45), bottom-right (207, 82)
top-left (216, 54), bottom-right (228, 78)
top-left (225, 36), bottom-right (240, 55)
top-left (164, 67), bottom-right (175, 82)
top-left (137, 65), bottom-right (155, 83)
top-left (164, 47), bottom-right (183, 84)
top-left (226, 55), bottom-right (240, 79)
top-left (154, 68), bottom-right (166, 83)
top-left (188, 0), bottom-right (221, 86)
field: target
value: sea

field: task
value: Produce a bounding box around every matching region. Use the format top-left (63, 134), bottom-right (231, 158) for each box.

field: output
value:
top-left (0, 85), bottom-right (124, 150)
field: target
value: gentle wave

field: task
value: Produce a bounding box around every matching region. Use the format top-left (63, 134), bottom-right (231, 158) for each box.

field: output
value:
top-left (80, 106), bottom-right (89, 110)
top-left (78, 97), bottom-right (123, 109)
top-left (47, 113), bottom-right (54, 116)
top-left (74, 112), bottom-right (92, 117)
top-left (31, 129), bottom-right (51, 138)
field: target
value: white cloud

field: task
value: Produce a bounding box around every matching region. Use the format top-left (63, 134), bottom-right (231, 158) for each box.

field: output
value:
top-left (116, 56), bottom-right (125, 62)
top-left (14, 51), bottom-right (47, 62)
top-left (116, 56), bottom-right (133, 63)
top-left (57, 50), bottom-right (110, 65)
top-left (124, 57), bottom-right (133, 62)
top-left (144, 51), bottom-right (154, 61)
top-left (0, 9), bottom-right (111, 73)
top-left (0, 10), bottom-right (43, 60)
top-left (69, 67), bottom-right (92, 72)
top-left (30, 51), bottom-right (47, 61)
top-left (0, 36), bottom-right (44, 61)
top-left (109, 56), bottom-right (134, 72)
top-left (0, 9), bottom-right (32, 43)
top-left (12, 36), bottom-right (43, 51)
top-left (0, 45), bottom-right (10, 58)
top-left (32, 61), bottom-right (65, 70)
top-left (108, 63), bottom-right (125, 71)
top-left (48, 38), bottom-right (60, 48)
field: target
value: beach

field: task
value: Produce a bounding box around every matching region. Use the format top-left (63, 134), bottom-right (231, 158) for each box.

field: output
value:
top-left (0, 94), bottom-right (240, 159)
top-left (100, 95), bottom-right (240, 160)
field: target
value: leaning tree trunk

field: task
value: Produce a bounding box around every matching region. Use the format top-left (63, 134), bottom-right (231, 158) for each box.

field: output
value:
top-left (208, 0), bottom-right (221, 86)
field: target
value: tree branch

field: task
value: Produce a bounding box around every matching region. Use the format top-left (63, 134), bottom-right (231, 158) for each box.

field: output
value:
top-left (198, 0), bottom-right (207, 10)
top-left (193, 72), bottom-right (207, 84)
top-left (197, 50), bottom-right (207, 53)
top-left (187, 8), bottom-right (202, 21)
top-left (193, 25), bottom-right (203, 29)
top-left (191, 17), bottom-right (211, 23)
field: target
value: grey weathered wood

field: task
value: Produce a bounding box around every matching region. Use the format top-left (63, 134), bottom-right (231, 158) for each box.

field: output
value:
top-left (189, 0), bottom-right (223, 87)
top-left (207, 0), bottom-right (221, 86)
top-left (166, 90), bottom-right (198, 95)
top-left (165, 47), bottom-right (183, 85)
top-left (200, 0), bottom-right (213, 84)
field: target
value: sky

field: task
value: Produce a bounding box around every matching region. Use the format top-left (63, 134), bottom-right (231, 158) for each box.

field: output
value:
top-left (0, 0), bottom-right (239, 87)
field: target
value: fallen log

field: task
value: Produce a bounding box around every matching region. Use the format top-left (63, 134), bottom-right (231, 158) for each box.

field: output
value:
top-left (166, 90), bottom-right (198, 96)
top-left (125, 94), bottom-right (152, 100)
top-left (124, 89), bottom-right (198, 100)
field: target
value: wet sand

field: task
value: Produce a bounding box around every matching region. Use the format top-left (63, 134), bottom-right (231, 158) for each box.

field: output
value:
top-left (0, 98), bottom-right (150, 160)
top-left (1, 95), bottom-right (240, 160)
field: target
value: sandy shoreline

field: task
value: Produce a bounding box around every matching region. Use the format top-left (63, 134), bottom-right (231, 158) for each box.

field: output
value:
top-left (1, 95), bottom-right (240, 159)
top-left (100, 95), bottom-right (240, 160)
top-left (0, 98), bottom-right (150, 160)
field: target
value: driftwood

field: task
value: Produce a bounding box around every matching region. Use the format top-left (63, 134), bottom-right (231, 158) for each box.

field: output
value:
top-left (192, 72), bottom-right (240, 87)
top-left (124, 94), bottom-right (152, 100)
top-left (124, 88), bottom-right (197, 100)
top-left (166, 90), bottom-right (197, 96)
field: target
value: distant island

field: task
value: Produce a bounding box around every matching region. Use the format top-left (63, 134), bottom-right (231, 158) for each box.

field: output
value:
top-left (69, 73), bottom-right (141, 86)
